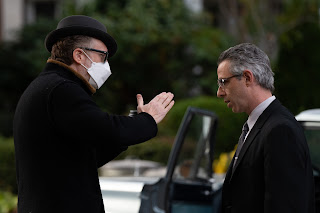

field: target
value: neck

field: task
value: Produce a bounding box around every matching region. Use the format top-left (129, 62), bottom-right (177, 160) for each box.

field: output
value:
top-left (246, 87), bottom-right (272, 115)
top-left (69, 63), bottom-right (91, 81)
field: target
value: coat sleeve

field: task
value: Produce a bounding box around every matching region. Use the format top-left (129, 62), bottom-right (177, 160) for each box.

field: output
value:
top-left (47, 81), bottom-right (158, 163)
top-left (263, 121), bottom-right (314, 213)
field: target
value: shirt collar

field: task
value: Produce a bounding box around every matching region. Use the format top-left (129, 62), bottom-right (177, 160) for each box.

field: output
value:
top-left (247, 96), bottom-right (276, 131)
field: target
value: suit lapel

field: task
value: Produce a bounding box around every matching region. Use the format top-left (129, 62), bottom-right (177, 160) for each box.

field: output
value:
top-left (230, 127), bottom-right (261, 180)
top-left (228, 99), bottom-right (281, 181)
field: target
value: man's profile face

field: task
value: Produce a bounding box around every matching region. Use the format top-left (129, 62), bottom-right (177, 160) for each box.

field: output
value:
top-left (217, 60), bottom-right (248, 113)
top-left (72, 38), bottom-right (109, 81)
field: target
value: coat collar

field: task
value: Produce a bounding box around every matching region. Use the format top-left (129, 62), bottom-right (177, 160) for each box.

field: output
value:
top-left (226, 99), bottom-right (281, 181)
top-left (46, 59), bottom-right (96, 94)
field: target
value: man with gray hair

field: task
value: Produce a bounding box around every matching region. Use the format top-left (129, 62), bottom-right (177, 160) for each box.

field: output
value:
top-left (216, 43), bottom-right (315, 213)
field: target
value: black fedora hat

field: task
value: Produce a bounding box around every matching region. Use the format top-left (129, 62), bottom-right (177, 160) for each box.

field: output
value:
top-left (45, 15), bottom-right (117, 57)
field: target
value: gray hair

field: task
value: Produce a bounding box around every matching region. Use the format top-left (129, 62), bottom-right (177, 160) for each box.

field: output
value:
top-left (217, 43), bottom-right (275, 92)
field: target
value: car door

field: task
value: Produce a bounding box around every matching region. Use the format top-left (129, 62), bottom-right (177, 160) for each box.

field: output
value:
top-left (139, 107), bottom-right (222, 213)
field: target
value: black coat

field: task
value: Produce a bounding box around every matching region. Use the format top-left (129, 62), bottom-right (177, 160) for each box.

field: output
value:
top-left (222, 99), bottom-right (315, 213)
top-left (13, 60), bottom-right (158, 213)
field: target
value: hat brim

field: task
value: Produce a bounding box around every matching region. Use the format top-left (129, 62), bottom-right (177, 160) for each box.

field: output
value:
top-left (45, 26), bottom-right (117, 57)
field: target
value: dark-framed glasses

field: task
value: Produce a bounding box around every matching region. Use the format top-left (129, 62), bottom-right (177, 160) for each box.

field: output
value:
top-left (81, 47), bottom-right (109, 63)
top-left (217, 74), bottom-right (242, 89)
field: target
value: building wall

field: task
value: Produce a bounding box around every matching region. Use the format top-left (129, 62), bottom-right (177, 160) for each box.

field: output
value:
top-left (1, 0), bottom-right (24, 41)
top-left (0, 0), bottom-right (88, 42)
top-left (0, 0), bottom-right (2, 41)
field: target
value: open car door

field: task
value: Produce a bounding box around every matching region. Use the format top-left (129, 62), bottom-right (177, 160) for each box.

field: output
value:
top-left (139, 107), bottom-right (222, 213)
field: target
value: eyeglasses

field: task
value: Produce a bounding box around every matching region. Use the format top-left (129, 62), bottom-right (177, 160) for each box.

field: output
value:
top-left (217, 74), bottom-right (242, 89)
top-left (81, 47), bottom-right (109, 63)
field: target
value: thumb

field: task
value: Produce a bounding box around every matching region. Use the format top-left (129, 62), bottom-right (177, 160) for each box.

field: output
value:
top-left (136, 94), bottom-right (144, 107)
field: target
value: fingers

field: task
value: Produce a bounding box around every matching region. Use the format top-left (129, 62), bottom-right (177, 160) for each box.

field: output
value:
top-left (141, 92), bottom-right (174, 124)
top-left (136, 94), bottom-right (144, 107)
top-left (136, 94), bottom-right (145, 113)
top-left (165, 99), bottom-right (175, 112)
top-left (154, 92), bottom-right (173, 104)
top-left (153, 92), bottom-right (166, 102)
top-left (162, 92), bottom-right (174, 108)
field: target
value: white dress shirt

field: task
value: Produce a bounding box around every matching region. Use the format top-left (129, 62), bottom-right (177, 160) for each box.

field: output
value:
top-left (244, 96), bottom-right (276, 142)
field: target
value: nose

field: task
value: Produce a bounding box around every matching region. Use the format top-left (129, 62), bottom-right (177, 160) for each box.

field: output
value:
top-left (217, 86), bottom-right (225, 98)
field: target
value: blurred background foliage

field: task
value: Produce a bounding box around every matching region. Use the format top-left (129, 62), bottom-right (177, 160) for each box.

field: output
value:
top-left (0, 137), bottom-right (16, 213)
top-left (0, 0), bottom-right (320, 203)
top-left (70, 0), bottom-right (233, 114)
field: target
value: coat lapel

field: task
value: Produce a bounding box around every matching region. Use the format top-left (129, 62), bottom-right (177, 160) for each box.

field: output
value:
top-left (228, 99), bottom-right (281, 181)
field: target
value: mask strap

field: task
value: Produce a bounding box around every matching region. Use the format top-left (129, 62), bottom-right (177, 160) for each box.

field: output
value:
top-left (80, 63), bottom-right (89, 70)
top-left (80, 49), bottom-right (94, 70)
top-left (82, 50), bottom-right (93, 62)
top-left (81, 49), bottom-right (94, 63)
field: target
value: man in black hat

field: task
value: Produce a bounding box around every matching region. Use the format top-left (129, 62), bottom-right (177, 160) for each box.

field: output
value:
top-left (13, 15), bottom-right (174, 213)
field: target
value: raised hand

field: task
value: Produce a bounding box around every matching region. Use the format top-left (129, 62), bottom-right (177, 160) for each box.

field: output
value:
top-left (136, 92), bottom-right (175, 124)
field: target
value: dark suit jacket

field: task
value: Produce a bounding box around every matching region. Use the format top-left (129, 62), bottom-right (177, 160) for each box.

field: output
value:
top-left (13, 61), bottom-right (158, 213)
top-left (222, 99), bottom-right (315, 213)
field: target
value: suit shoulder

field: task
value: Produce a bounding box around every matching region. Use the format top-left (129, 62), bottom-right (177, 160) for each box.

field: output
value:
top-left (261, 102), bottom-right (303, 134)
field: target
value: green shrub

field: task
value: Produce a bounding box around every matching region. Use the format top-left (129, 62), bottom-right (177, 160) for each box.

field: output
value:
top-left (0, 137), bottom-right (16, 194)
top-left (160, 96), bottom-right (247, 157)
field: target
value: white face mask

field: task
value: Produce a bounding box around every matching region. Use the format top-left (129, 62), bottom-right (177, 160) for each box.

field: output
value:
top-left (81, 50), bottom-right (112, 89)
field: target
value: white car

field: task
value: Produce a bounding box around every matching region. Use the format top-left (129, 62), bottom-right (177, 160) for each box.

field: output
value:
top-left (296, 108), bottom-right (320, 211)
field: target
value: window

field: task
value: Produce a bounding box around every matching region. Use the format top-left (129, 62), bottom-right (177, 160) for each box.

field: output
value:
top-left (25, 0), bottom-right (60, 24)
top-left (35, 1), bottom-right (56, 20)
top-left (173, 114), bottom-right (213, 181)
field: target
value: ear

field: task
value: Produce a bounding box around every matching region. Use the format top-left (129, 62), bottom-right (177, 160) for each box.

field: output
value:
top-left (73, 48), bottom-right (84, 64)
top-left (243, 70), bottom-right (254, 86)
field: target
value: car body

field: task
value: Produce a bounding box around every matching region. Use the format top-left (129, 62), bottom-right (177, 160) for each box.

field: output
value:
top-left (295, 108), bottom-right (320, 212)
top-left (100, 176), bottom-right (159, 213)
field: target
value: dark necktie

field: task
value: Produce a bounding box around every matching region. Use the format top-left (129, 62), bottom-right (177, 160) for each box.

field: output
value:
top-left (233, 122), bottom-right (249, 168)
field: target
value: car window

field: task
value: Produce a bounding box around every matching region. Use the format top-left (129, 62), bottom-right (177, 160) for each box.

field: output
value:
top-left (302, 122), bottom-right (320, 173)
top-left (173, 114), bottom-right (213, 181)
